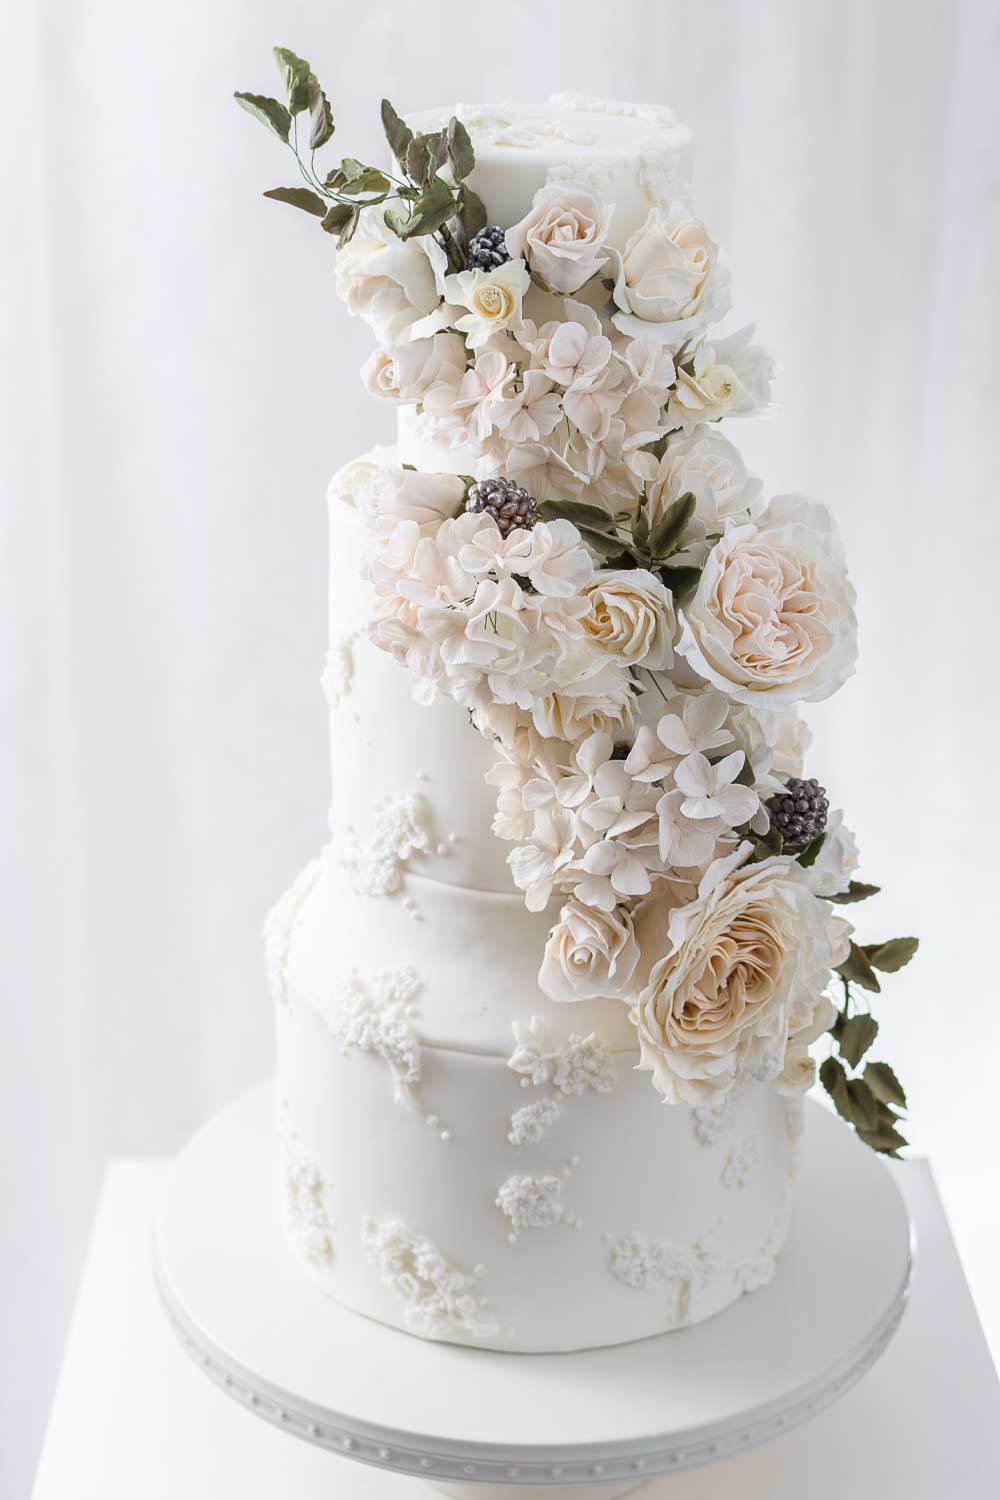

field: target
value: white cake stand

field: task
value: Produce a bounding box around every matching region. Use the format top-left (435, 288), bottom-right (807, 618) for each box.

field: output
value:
top-left (155, 1085), bottom-right (912, 1500)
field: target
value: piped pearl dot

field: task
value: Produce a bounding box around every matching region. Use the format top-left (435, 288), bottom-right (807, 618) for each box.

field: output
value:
top-left (440, 1130), bottom-right (451, 1142)
top-left (436, 843), bottom-right (448, 856)
top-left (474, 1264), bottom-right (487, 1279)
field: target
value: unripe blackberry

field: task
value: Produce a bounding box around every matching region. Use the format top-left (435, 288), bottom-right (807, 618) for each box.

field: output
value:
top-left (466, 476), bottom-right (538, 538)
top-left (767, 776), bottom-right (829, 849)
top-left (466, 225), bottom-right (511, 273)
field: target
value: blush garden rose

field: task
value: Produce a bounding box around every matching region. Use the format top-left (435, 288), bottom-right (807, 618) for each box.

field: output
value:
top-left (677, 496), bottom-right (859, 707)
top-left (631, 850), bottom-right (849, 1105)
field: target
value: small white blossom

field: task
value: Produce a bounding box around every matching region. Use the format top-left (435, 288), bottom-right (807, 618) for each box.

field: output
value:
top-left (674, 750), bottom-right (759, 826)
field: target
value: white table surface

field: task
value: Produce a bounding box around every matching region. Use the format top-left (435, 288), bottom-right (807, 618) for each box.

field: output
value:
top-left (31, 1158), bottom-right (1000, 1500)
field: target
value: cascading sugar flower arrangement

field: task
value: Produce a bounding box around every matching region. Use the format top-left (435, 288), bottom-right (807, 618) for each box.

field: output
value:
top-left (239, 49), bottom-right (918, 1156)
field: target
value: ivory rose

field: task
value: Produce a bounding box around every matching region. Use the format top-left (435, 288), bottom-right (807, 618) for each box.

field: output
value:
top-left (532, 666), bottom-right (637, 744)
top-left (611, 203), bottom-right (730, 344)
top-left (539, 897), bottom-right (640, 1004)
top-left (800, 809), bottom-right (860, 898)
top-left (645, 425), bottom-right (763, 541)
top-left (335, 208), bottom-right (449, 345)
top-left (677, 496), bottom-right (858, 707)
top-left (355, 464), bottom-right (466, 534)
top-left (666, 326), bottom-right (776, 431)
top-left (360, 332), bottom-right (466, 404)
top-left (579, 568), bottom-right (677, 670)
top-left (506, 180), bottom-right (613, 293)
top-left (728, 704), bottom-right (811, 779)
top-left (327, 448), bottom-right (391, 510)
top-left (631, 850), bottom-right (843, 1104)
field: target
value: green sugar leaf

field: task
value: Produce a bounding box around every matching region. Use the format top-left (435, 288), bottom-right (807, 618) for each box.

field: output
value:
top-left (263, 186), bottom-right (328, 217)
top-left (839, 1012), bottom-right (879, 1069)
top-left (394, 177), bottom-right (456, 239)
top-left (837, 941), bottom-right (882, 994)
top-left (381, 99), bottom-right (413, 166)
top-left (234, 92), bottom-right (292, 143)
top-left (272, 47), bottom-right (312, 115)
top-left (459, 184), bottom-right (488, 242)
top-left (659, 564), bottom-right (702, 598)
top-left (796, 832), bottom-right (826, 868)
top-left (827, 880), bottom-right (881, 904)
top-left (648, 492), bottom-right (696, 561)
top-left (862, 937), bottom-right (919, 973)
top-left (306, 75), bottom-right (334, 149)
top-left (447, 117), bottom-right (476, 181)
top-left (864, 1061), bottom-right (908, 1109)
top-left (538, 499), bottom-right (619, 528)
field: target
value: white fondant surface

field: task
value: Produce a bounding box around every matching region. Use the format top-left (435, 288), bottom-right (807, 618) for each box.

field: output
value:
top-left (274, 851), bottom-right (799, 1352)
top-left (406, 96), bottom-right (694, 246)
top-left (154, 1085), bottom-right (913, 1489)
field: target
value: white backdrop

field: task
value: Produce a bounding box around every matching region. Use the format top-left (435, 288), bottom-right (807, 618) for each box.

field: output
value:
top-left (5, 0), bottom-right (1000, 1493)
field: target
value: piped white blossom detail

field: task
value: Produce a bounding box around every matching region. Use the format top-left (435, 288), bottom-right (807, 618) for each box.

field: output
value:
top-left (508, 1017), bottom-right (616, 1097)
top-left (496, 1163), bottom-right (579, 1242)
top-left (361, 1218), bottom-right (499, 1339)
top-left (279, 1106), bottom-right (334, 1266)
top-left (721, 1137), bottom-right (759, 1190)
top-left (691, 1083), bottom-right (741, 1147)
top-left (342, 790), bottom-right (431, 897)
top-left (505, 1019), bottom-right (615, 1151)
top-left (606, 1230), bottom-right (718, 1324)
top-left (327, 966), bottom-right (423, 1109)
top-left (322, 631), bottom-right (359, 708)
top-left (508, 1096), bottom-right (562, 1147)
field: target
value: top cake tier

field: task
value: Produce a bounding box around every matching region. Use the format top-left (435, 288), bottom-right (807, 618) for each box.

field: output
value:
top-left (405, 95), bottom-right (694, 247)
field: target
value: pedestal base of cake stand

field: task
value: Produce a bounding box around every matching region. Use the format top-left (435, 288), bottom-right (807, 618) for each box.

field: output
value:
top-left (155, 1084), bottom-right (912, 1499)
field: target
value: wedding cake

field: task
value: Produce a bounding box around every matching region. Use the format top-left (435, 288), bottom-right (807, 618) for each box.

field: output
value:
top-left (238, 56), bottom-right (917, 1354)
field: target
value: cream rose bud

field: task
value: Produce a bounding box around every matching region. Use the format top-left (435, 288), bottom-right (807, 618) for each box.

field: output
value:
top-left (666, 325), bottom-right (776, 431)
top-left (532, 665), bottom-right (637, 744)
top-left (728, 703), bottom-right (811, 778)
top-left (646, 426), bottom-right (763, 540)
top-left (631, 853), bottom-right (842, 1104)
top-left (539, 898), bottom-right (640, 1004)
top-left (677, 496), bottom-right (859, 707)
top-left (611, 203), bottom-right (731, 345)
top-left (327, 447), bottom-right (393, 510)
top-left (360, 332), bottom-right (466, 404)
top-left (801, 809), bottom-right (860, 898)
top-left (442, 261), bottom-right (531, 350)
top-left (355, 464), bottom-right (465, 533)
top-left (505, 180), bottom-right (613, 294)
top-left (580, 568), bottom-right (677, 671)
top-left (335, 208), bottom-right (449, 346)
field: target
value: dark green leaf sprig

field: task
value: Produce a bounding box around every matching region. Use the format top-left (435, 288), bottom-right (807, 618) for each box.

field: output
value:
top-left (819, 902), bottom-right (918, 1156)
top-left (235, 48), bottom-right (485, 265)
top-left (536, 493), bottom-right (702, 597)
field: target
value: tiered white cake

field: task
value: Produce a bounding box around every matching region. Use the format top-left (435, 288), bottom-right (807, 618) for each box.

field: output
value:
top-left (262, 94), bottom-right (870, 1354)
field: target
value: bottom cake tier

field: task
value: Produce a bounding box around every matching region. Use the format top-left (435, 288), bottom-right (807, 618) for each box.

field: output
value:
top-left (269, 853), bottom-right (803, 1354)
